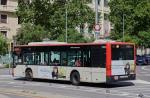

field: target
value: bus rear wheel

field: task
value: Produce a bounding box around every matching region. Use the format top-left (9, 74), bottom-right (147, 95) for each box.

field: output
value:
top-left (25, 69), bottom-right (33, 81)
top-left (70, 71), bottom-right (80, 86)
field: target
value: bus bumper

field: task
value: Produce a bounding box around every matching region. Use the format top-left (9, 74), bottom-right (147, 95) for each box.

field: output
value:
top-left (106, 74), bottom-right (136, 83)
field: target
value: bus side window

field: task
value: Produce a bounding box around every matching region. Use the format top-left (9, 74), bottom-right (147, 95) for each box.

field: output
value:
top-left (82, 50), bottom-right (91, 67)
top-left (50, 51), bottom-right (60, 66)
top-left (75, 57), bottom-right (81, 67)
top-left (61, 52), bottom-right (67, 66)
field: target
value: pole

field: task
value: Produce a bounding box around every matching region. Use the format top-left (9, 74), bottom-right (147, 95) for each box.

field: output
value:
top-left (101, 0), bottom-right (104, 37)
top-left (95, 0), bottom-right (98, 40)
top-left (8, 42), bottom-right (11, 75)
top-left (123, 14), bottom-right (125, 42)
top-left (95, 0), bottom-right (98, 24)
top-left (65, 1), bottom-right (68, 43)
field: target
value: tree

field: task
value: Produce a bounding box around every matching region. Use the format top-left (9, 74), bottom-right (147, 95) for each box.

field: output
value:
top-left (16, 23), bottom-right (49, 45)
top-left (109, 0), bottom-right (150, 46)
top-left (0, 34), bottom-right (8, 55)
top-left (17, 0), bottom-right (95, 42)
top-left (57, 28), bottom-right (94, 43)
top-left (138, 31), bottom-right (150, 48)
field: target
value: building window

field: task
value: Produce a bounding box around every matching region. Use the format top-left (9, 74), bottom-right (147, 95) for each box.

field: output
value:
top-left (0, 31), bottom-right (7, 37)
top-left (104, 0), bottom-right (109, 7)
top-left (98, 0), bottom-right (101, 5)
top-left (0, 14), bottom-right (7, 23)
top-left (1, 0), bottom-right (7, 5)
top-left (18, 16), bottom-right (22, 24)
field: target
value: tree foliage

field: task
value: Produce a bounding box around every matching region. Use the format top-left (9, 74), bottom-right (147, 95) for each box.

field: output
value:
top-left (16, 0), bottom-right (95, 43)
top-left (0, 34), bottom-right (8, 55)
top-left (109, 0), bottom-right (150, 47)
top-left (57, 28), bottom-right (94, 43)
top-left (16, 23), bottom-right (49, 45)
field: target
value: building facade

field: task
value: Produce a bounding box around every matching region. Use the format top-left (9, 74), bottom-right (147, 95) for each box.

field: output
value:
top-left (88, 0), bottom-right (113, 38)
top-left (0, 0), bottom-right (19, 41)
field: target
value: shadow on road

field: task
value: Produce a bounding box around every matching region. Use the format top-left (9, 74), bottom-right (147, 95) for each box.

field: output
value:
top-left (14, 78), bottom-right (135, 88)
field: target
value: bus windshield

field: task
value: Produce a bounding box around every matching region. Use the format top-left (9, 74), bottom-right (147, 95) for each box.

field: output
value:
top-left (111, 45), bottom-right (134, 60)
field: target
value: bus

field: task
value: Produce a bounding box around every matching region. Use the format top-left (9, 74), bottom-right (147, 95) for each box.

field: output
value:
top-left (12, 41), bottom-right (136, 85)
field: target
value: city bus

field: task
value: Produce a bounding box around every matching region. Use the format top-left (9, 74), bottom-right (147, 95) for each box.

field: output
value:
top-left (12, 41), bottom-right (136, 85)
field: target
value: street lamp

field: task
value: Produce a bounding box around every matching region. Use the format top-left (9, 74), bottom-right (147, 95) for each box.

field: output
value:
top-left (65, 1), bottom-right (68, 43)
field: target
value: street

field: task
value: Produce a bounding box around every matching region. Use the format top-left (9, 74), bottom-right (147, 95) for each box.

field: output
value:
top-left (0, 65), bottom-right (150, 98)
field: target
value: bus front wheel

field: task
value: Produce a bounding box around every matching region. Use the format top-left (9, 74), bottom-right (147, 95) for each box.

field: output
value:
top-left (25, 69), bottom-right (33, 81)
top-left (70, 71), bottom-right (80, 85)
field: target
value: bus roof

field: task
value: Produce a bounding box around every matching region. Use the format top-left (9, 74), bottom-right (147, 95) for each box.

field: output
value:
top-left (14, 40), bottom-right (134, 48)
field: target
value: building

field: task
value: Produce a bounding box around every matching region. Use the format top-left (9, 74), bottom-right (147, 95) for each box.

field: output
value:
top-left (0, 0), bottom-right (19, 41)
top-left (87, 0), bottom-right (113, 38)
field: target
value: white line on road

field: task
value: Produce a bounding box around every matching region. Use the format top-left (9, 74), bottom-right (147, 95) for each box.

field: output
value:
top-left (131, 79), bottom-right (150, 84)
top-left (0, 94), bottom-right (10, 98)
top-left (141, 66), bottom-right (150, 72)
top-left (8, 82), bottom-right (15, 84)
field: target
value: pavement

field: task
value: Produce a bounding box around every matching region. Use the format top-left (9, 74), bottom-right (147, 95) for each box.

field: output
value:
top-left (0, 65), bottom-right (150, 98)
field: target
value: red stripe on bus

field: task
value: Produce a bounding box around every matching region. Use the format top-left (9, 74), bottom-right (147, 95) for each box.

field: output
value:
top-left (106, 43), bottom-right (111, 76)
top-left (134, 45), bottom-right (136, 74)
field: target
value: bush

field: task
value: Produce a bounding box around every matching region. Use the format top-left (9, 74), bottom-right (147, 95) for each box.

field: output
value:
top-left (4, 64), bottom-right (12, 68)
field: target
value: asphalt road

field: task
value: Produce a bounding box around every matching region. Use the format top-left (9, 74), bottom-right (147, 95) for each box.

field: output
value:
top-left (0, 65), bottom-right (150, 98)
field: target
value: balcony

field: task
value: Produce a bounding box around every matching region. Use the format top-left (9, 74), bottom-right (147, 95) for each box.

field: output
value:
top-left (0, 5), bottom-right (17, 13)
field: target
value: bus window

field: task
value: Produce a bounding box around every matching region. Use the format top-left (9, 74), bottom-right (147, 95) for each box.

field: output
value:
top-left (44, 52), bottom-right (49, 65)
top-left (91, 45), bottom-right (106, 68)
top-left (35, 53), bottom-right (41, 65)
top-left (61, 52), bottom-right (67, 66)
top-left (50, 51), bottom-right (60, 66)
top-left (13, 53), bottom-right (23, 65)
top-left (23, 53), bottom-right (35, 65)
top-left (68, 51), bottom-right (82, 67)
top-left (13, 48), bottom-right (23, 65)
top-left (111, 45), bottom-right (134, 60)
top-left (82, 50), bottom-right (91, 67)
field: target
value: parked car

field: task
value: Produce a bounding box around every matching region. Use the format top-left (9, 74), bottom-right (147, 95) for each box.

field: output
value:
top-left (144, 54), bottom-right (150, 65)
top-left (136, 55), bottom-right (147, 65)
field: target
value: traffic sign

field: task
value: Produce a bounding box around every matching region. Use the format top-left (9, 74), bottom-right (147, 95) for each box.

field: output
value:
top-left (94, 24), bottom-right (101, 31)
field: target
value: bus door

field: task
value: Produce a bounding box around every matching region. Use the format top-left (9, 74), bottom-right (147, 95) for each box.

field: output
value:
top-left (81, 50), bottom-right (92, 82)
top-left (91, 45), bottom-right (106, 82)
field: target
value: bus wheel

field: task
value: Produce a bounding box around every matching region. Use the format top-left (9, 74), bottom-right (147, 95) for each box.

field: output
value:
top-left (70, 71), bottom-right (80, 86)
top-left (25, 69), bottom-right (33, 81)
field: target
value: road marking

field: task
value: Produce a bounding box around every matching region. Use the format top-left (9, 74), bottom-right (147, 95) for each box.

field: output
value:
top-left (1, 77), bottom-right (150, 98)
top-left (13, 86), bottom-right (23, 88)
top-left (0, 88), bottom-right (46, 98)
top-left (140, 71), bottom-right (148, 74)
top-left (8, 82), bottom-right (15, 84)
top-left (131, 79), bottom-right (150, 84)
top-left (141, 66), bottom-right (150, 71)
top-left (143, 74), bottom-right (150, 76)
top-left (0, 94), bottom-right (10, 98)
top-left (0, 75), bottom-right (12, 77)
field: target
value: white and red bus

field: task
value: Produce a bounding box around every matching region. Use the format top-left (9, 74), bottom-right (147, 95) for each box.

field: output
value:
top-left (12, 41), bottom-right (136, 85)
